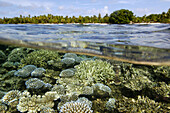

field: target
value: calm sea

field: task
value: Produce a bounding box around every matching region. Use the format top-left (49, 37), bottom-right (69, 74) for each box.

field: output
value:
top-left (0, 23), bottom-right (169, 65)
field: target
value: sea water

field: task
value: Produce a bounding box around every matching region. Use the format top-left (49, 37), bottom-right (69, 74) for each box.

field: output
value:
top-left (0, 24), bottom-right (169, 113)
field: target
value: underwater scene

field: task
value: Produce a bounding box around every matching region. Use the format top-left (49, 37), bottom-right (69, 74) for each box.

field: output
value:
top-left (0, 24), bottom-right (169, 113)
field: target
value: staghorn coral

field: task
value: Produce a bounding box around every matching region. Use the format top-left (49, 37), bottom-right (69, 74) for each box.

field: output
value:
top-left (115, 96), bottom-right (169, 112)
top-left (21, 49), bottom-right (61, 68)
top-left (17, 90), bottom-right (58, 113)
top-left (74, 59), bottom-right (115, 85)
top-left (150, 82), bottom-right (170, 100)
top-left (2, 90), bottom-right (21, 107)
top-left (60, 101), bottom-right (93, 113)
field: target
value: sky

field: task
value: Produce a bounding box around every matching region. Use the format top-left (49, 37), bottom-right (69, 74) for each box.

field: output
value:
top-left (0, 0), bottom-right (170, 18)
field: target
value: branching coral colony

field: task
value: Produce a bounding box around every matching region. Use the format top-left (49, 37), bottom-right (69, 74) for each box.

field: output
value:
top-left (0, 46), bottom-right (169, 113)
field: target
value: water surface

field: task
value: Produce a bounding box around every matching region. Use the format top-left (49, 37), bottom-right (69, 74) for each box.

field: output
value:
top-left (0, 23), bottom-right (170, 65)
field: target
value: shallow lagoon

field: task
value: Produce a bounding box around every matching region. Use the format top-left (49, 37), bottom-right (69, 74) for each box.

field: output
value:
top-left (0, 24), bottom-right (169, 113)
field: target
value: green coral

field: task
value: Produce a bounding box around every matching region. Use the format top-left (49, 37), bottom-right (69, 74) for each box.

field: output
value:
top-left (74, 59), bottom-right (115, 85)
top-left (151, 82), bottom-right (170, 99)
top-left (115, 96), bottom-right (169, 112)
top-left (21, 49), bottom-right (61, 68)
top-left (0, 50), bottom-right (6, 63)
top-left (153, 66), bottom-right (170, 80)
top-left (7, 48), bottom-right (27, 62)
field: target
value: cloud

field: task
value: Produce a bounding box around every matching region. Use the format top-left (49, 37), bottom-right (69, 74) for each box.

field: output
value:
top-left (58, 6), bottom-right (64, 10)
top-left (134, 8), bottom-right (151, 16)
top-left (0, 1), bottom-right (13, 7)
top-left (161, 0), bottom-right (170, 1)
top-left (118, 1), bottom-right (129, 4)
top-left (87, 6), bottom-right (109, 16)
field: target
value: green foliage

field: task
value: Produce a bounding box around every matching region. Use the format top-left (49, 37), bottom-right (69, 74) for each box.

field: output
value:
top-left (0, 9), bottom-right (169, 24)
top-left (109, 9), bottom-right (134, 24)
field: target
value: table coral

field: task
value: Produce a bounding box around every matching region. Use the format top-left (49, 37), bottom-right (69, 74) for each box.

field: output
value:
top-left (17, 91), bottom-right (58, 113)
top-left (2, 90), bottom-right (21, 107)
top-left (60, 101), bottom-right (93, 113)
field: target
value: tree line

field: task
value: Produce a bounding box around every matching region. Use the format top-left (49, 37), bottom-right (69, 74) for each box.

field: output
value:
top-left (0, 8), bottom-right (169, 24)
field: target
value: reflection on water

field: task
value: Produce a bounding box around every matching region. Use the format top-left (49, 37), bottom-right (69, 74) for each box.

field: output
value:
top-left (0, 24), bottom-right (170, 66)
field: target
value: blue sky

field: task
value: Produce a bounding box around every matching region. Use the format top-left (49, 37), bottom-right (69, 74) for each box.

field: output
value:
top-left (0, 0), bottom-right (170, 18)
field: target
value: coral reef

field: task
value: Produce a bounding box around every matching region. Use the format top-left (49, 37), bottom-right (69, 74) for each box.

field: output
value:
top-left (76, 97), bottom-right (93, 108)
top-left (0, 50), bottom-right (6, 63)
top-left (0, 45), bottom-right (169, 113)
top-left (81, 86), bottom-right (94, 95)
top-left (25, 78), bottom-right (46, 89)
top-left (92, 83), bottom-right (111, 97)
top-left (105, 98), bottom-right (116, 111)
top-left (61, 57), bottom-right (75, 66)
top-left (60, 101), bottom-right (93, 113)
top-left (51, 84), bottom-right (66, 95)
top-left (59, 69), bottom-right (75, 78)
top-left (2, 90), bottom-right (21, 108)
top-left (149, 82), bottom-right (170, 101)
top-left (115, 96), bottom-right (169, 112)
top-left (31, 68), bottom-right (46, 77)
top-left (17, 90), bottom-right (57, 113)
top-left (40, 107), bottom-right (55, 113)
top-left (74, 59), bottom-right (115, 85)
top-left (0, 100), bottom-right (7, 113)
top-left (7, 48), bottom-right (27, 62)
top-left (14, 65), bottom-right (37, 77)
top-left (123, 75), bottom-right (152, 91)
top-left (63, 53), bottom-right (83, 63)
top-left (21, 49), bottom-right (61, 68)
top-left (2, 61), bottom-right (21, 70)
top-left (63, 53), bottom-right (78, 59)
